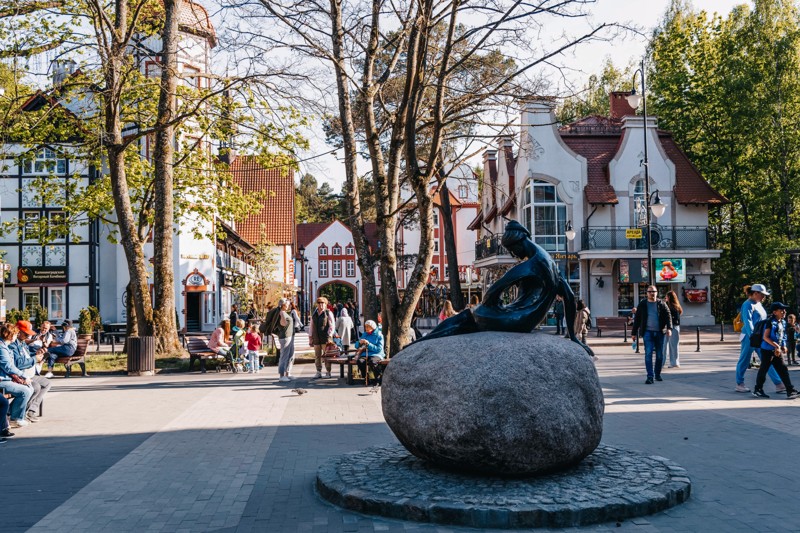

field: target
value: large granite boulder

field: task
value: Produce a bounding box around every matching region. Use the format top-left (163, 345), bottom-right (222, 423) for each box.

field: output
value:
top-left (381, 331), bottom-right (604, 476)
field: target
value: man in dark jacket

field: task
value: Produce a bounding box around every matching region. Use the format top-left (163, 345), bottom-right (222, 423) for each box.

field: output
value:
top-left (631, 285), bottom-right (673, 384)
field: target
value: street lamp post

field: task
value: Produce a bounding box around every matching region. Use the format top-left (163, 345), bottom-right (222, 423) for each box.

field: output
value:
top-left (565, 220), bottom-right (576, 295)
top-left (306, 265), bottom-right (313, 324)
top-left (627, 60), bottom-right (668, 286)
top-left (298, 245), bottom-right (306, 326)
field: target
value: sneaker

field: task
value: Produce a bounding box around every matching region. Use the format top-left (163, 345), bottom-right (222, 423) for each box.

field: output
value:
top-left (655, 376), bottom-right (663, 382)
top-left (0, 429), bottom-right (15, 438)
top-left (776, 383), bottom-right (787, 393)
top-left (286, 375), bottom-right (295, 380)
top-left (645, 377), bottom-right (654, 384)
top-left (325, 372), bottom-right (332, 378)
top-left (26, 412), bottom-right (39, 423)
top-left (44, 371), bottom-right (54, 378)
top-left (10, 419), bottom-right (29, 428)
top-left (788, 389), bottom-right (800, 399)
top-left (278, 376), bottom-right (291, 382)
top-left (752, 389), bottom-right (769, 399)
top-left (314, 371), bottom-right (322, 378)
top-left (735, 384), bottom-right (751, 393)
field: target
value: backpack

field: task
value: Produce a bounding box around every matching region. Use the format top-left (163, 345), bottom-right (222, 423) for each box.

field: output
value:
top-left (733, 312), bottom-right (743, 333)
top-left (749, 318), bottom-right (770, 348)
top-left (260, 307), bottom-right (282, 336)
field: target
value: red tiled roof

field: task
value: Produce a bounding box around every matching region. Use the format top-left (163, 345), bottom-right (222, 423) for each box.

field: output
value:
top-left (660, 135), bottom-right (728, 205)
top-left (296, 222), bottom-right (333, 248)
top-left (432, 187), bottom-right (462, 207)
top-left (561, 135), bottom-right (620, 205)
top-left (178, 0), bottom-right (217, 47)
top-left (230, 156), bottom-right (295, 246)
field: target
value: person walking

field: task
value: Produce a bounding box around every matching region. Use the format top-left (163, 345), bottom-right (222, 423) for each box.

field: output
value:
top-left (336, 308), bottom-right (354, 356)
top-left (631, 285), bottom-right (673, 384)
top-left (573, 299), bottom-right (590, 344)
top-left (752, 302), bottom-right (799, 399)
top-left (275, 299), bottom-right (295, 382)
top-left (553, 296), bottom-right (565, 336)
top-left (787, 314), bottom-right (799, 365)
top-left (664, 291), bottom-right (683, 368)
top-left (735, 284), bottom-right (783, 393)
top-left (309, 296), bottom-right (335, 379)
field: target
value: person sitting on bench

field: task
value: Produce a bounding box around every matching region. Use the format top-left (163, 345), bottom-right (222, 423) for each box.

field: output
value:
top-left (208, 320), bottom-right (231, 356)
top-left (355, 320), bottom-right (385, 385)
top-left (10, 321), bottom-right (51, 423)
top-left (44, 320), bottom-right (77, 379)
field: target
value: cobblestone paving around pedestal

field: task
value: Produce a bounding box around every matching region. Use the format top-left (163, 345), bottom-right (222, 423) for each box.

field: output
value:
top-left (5, 331), bottom-right (800, 532)
top-left (316, 444), bottom-right (691, 528)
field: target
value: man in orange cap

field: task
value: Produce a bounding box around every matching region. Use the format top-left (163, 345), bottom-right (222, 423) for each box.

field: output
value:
top-left (10, 320), bottom-right (51, 423)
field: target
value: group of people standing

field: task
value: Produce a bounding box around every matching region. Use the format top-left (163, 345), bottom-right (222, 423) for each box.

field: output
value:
top-left (0, 319), bottom-right (76, 444)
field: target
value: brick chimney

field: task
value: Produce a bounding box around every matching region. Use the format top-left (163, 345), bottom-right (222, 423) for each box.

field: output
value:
top-left (482, 149), bottom-right (497, 208)
top-left (609, 91), bottom-right (637, 119)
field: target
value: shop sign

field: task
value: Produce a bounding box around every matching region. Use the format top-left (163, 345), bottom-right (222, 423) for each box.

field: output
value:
top-left (625, 228), bottom-right (643, 239)
top-left (17, 266), bottom-right (68, 284)
top-left (550, 252), bottom-right (579, 260)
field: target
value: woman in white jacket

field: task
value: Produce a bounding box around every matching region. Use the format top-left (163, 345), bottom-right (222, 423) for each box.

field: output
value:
top-left (336, 308), bottom-right (355, 354)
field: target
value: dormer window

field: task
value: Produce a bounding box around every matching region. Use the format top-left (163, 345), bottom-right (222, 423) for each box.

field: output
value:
top-left (319, 245), bottom-right (328, 256)
top-left (633, 179), bottom-right (647, 227)
top-left (345, 245), bottom-right (354, 255)
top-left (458, 185), bottom-right (468, 199)
top-left (332, 245), bottom-right (342, 255)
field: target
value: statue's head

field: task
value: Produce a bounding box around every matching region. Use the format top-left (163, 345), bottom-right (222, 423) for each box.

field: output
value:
top-left (501, 221), bottom-right (531, 259)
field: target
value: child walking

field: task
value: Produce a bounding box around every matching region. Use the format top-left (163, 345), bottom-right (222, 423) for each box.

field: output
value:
top-left (245, 324), bottom-right (262, 373)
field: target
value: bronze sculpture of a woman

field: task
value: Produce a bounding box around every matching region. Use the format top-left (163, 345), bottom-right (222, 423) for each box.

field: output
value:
top-left (418, 220), bottom-right (593, 357)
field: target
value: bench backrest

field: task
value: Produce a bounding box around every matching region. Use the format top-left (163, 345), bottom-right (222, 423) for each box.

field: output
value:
top-left (75, 337), bottom-right (90, 358)
top-left (185, 336), bottom-right (211, 350)
top-left (595, 317), bottom-right (627, 328)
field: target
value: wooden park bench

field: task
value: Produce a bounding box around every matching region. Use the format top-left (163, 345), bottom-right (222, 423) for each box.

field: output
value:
top-left (328, 355), bottom-right (391, 386)
top-left (53, 336), bottom-right (91, 377)
top-left (595, 317), bottom-right (630, 340)
top-left (185, 335), bottom-right (228, 373)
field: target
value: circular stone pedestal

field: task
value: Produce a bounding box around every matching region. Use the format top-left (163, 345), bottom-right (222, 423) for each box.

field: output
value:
top-left (317, 444), bottom-right (691, 529)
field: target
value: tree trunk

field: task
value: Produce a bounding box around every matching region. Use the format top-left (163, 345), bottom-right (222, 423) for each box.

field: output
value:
top-left (329, 0), bottom-right (378, 324)
top-left (152, 0), bottom-right (181, 354)
top-left (439, 178), bottom-right (464, 310)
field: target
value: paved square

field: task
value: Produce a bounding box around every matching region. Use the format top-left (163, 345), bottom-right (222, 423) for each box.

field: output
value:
top-left (4, 333), bottom-right (799, 532)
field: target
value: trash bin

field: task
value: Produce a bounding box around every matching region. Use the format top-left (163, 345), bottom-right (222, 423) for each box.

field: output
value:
top-left (127, 336), bottom-right (155, 376)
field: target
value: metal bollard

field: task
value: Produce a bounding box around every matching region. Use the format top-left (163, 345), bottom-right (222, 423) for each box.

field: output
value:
top-left (696, 327), bottom-right (701, 352)
top-left (96, 330), bottom-right (101, 351)
top-left (624, 322), bottom-right (628, 343)
top-left (720, 323), bottom-right (724, 342)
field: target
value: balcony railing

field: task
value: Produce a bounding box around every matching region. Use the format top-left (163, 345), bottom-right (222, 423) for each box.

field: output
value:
top-left (475, 235), bottom-right (510, 260)
top-left (581, 226), bottom-right (710, 251)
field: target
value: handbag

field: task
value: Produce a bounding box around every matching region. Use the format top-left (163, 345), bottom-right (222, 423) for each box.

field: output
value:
top-left (323, 341), bottom-right (341, 358)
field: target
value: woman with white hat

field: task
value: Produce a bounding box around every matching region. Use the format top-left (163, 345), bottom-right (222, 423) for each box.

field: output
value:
top-left (355, 320), bottom-right (384, 384)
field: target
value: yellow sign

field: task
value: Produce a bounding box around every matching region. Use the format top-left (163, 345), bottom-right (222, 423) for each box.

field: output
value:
top-left (626, 228), bottom-right (643, 239)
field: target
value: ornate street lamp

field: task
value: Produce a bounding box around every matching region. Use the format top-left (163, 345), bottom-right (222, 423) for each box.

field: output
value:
top-left (298, 244), bottom-right (306, 325)
top-left (627, 60), bottom-right (669, 286)
top-left (565, 220), bottom-right (576, 293)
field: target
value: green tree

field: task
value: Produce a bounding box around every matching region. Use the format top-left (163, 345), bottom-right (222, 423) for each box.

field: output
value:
top-left (557, 60), bottom-right (635, 123)
top-left (649, 0), bottom-right (800, 317)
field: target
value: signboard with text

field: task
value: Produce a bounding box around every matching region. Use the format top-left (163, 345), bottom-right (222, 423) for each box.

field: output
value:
top-left (17, 266), bottom-right (68, 284)
top-left (625, 228), bottom-right (643, 239)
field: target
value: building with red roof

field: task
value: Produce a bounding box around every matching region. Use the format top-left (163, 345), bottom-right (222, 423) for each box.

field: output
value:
top-left (470, 94), bottom-right (727, 325)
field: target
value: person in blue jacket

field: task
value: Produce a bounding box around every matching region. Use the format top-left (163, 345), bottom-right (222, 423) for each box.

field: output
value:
top-left (355, 320), bottom-right (384, 384)
top-left (753, 302), bottom-right (799, 399)
top-left (0, 323), bottom-right (34, 428)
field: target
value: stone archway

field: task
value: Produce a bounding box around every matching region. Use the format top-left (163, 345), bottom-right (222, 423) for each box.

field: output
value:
top-left (318, 280), bottom-right (356, 305)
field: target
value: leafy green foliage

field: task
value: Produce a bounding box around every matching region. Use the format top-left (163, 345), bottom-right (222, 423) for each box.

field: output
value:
top-left (649, 0), bottom-right (800, 316)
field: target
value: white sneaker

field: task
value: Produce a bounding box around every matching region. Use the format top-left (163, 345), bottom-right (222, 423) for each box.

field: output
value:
top-left (10, 419), bottom-right (29, 428)
top-left (325, 372), bottom-right (332, 378)
top-left (735, 383), bottom-right (750, 393)
top-left (314, 371), bottom-right (322, 378)
top-left (44, 371), bottom-right (54, 379)
top-left (279, 376), bottom-right (291, 382)
top-left (776, 383), bottom-right (787, 393)
top-left (286, 375), bottom-right (295, 380)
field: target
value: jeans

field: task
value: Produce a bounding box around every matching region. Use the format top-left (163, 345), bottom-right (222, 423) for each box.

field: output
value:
top-left (555, 315), bottom-right (565, 335)
top-left (247, 350), bottom-right (259, 373)
top-left (736, 337), bottom-right (780, 385)
top-left (28, 375), bottom-right (51, 414)
top-left (47, 344), bottom-right (77, 368)
top-left (643, 330), bottom-right (665, 379)
top-left (1, 380), bottom-right (33, 421)
top-left (278, 336), bottom-right (295, 377)
top-left (755, 350), bottom-right (793, 393)
top-left (0, 393), bottom-right (9, 430)
top-left (664, 326), bottom-right (680, 366)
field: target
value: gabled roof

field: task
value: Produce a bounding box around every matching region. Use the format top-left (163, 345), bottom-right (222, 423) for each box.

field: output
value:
top-left (297, 222), bottom-right (333, 249)
top-left (660, 136), bottom-right (728, 205)
top-left (230, 156), bottom-right (295, 246)
top-left (560, 135), bottom-right (620, 205)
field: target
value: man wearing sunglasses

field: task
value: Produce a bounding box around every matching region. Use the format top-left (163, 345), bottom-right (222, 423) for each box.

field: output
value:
top-left (309, 296), bottom-right (336, 378)
top-left (631, 286), bottom-right (673, 384)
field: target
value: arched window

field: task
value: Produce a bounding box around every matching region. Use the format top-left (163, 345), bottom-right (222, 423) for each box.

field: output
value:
top-left (332, 244), bottom-right (342, 255)
top-left (633, 178), bottom-right (647, 227)
top-left (319, 245), bottom-right (328, 256)
top-left (521, 179), bottom-right (568, 252)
